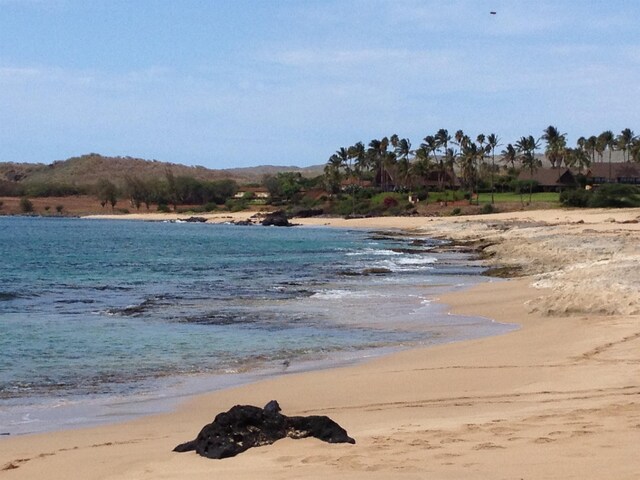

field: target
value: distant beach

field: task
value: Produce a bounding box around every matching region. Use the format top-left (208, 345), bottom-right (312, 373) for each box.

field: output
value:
top-left (1, 207), bottom-right (639, 479)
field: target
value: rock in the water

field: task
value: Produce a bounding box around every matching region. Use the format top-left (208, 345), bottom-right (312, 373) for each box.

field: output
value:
top-left (173, 400), bottom-right (355, 459)
top-left (261, 211), bottom-right (291, 227)
top-left (181, 216), bottom-right (207, 223)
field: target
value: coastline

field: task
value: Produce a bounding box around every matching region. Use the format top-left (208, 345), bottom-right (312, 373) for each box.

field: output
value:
top-left (2, 208), bottom-right (639, 479)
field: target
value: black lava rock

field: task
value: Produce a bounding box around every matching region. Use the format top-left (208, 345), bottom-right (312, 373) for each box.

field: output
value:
top-left (261, 211), bottom-right (291, 227)
top-left (173, 400), bottom-right (355, 459)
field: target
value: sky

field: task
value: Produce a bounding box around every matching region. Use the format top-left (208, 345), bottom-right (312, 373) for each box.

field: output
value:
top-left (1, 0), bottom-right (639, 169)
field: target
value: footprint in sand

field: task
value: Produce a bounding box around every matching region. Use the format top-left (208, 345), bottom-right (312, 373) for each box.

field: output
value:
top-left (473, 442), bottom-right (506, 450)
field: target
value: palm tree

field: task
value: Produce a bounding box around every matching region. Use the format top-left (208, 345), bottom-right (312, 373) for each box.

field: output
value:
top-left (458, 135), bottom-right (479, 198)
top-left (630, 138), bottom-right (640, 163)
top-left (393, 137), bottom-right (412, 190)
top-left (516, 135), bottom-right (541, 204)
top-left (565, 147), bottom-right (590, 173)
top-left (324, 153), bottom-right (345, 195)
top-left (486, 133), bottom-right (501, 204)
top-left (598, 130), bottom-right (615, 181)
top-left (501, 143), bottom-right (517, 171)
top-left (617, 128), bottom-right (636, 162)
top-left (585, 135), bottom-right (598, 164)
top-left (541, 125), bottom-right (567, 168)
top-left (475, 134), bottom-right (488, 205)
top-left (434, 128), bottom-right (451, 193)
top-left (348, 141), bottom-right (367, 184)
top-left (367, 139), bottom-right (383, 188)
top-left (421, 135), bottom-right (440, 189)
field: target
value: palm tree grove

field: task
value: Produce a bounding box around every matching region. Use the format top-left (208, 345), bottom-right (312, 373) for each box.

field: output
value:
top-left (320, 126), bottom-right (640, 215)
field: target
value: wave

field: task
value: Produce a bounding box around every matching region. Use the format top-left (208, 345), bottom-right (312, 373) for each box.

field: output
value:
top-left (346, 248), bottom-right (402, 257)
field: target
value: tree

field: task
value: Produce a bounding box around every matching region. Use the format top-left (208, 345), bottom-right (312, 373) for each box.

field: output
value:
top-left (412, 145), bottom-right (433, 193)
top-left (123, 175), bottom-right (147, 210)
top-left (598, 130), bottom-right (616, 181)
top-left (585, 135), bottom-right (598, 164)
top-left (516, 135), bottom-right (541, 204)
top-left (475, 134), bottom-right (488, 205)
top-left (19, 197), bottom-right (34, 213)
top-left (164, 169), bottom-right (179, 211)
top-left (617, 128), bottom-right (636, 162)
top-left (391, 137), bottom-right (412, 190)
top-left (367, 137), bottom-right (393, 190)
top-left (435, 129), bottom-right (452, 190)
top-left (348, 142), bottom-right (367, 185)
top-left (264, 172), bottom-right (303, 203)
top-left (95, 179), bottom-right (118, 209)
top-left (565, 147), bottom-right (590, 173)
top-left (501, 144), bottom-right (518, 171)
top-left (458, 136), bottom-right (478, 194)
top-left (323, 153), bottom-right (345, 195)
top-left (542, 125), bottom-right (567, 168)
top-left (630, 139), bottom-right (640, 163)
top-left (486, 133), bottom-right (501, 204)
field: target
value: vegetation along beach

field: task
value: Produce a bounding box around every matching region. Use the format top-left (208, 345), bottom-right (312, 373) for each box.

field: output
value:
top-left (2, 1), bottom-right (640, 479)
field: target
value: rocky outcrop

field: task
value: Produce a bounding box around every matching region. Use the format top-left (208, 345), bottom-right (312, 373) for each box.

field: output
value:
top-left (261, 211), bottom-right (291, 227)
top-left (173, 400), bottom-right (355, 459)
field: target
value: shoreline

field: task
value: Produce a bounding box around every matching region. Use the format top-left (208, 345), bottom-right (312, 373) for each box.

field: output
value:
top-left (2, 208), bottom-right (639, 478)
top-left (1, 223), bottom-right (506, 437)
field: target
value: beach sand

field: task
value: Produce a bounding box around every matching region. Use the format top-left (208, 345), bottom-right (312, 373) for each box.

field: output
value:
top-left (3, 208), bottom-right (640, 479)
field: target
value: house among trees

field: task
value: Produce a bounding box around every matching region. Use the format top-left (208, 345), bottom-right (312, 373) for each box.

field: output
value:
top-left (517, 167), bottom-right (577, 191)
top-left (586, 163), bottom-right (640, 185)
top-left (233, 186), bottom-right (270, 199)
top-left (340, 178), bottom-right (373, 190)
top-left (413, 169), bottom-right (460, 190)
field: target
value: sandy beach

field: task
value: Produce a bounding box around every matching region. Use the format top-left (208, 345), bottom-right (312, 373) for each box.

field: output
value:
top-left (3, 208), bottom-right (640, 479)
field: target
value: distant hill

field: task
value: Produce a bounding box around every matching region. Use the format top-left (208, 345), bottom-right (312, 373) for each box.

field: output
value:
top-left (0, 153), bottom-right (324, 188)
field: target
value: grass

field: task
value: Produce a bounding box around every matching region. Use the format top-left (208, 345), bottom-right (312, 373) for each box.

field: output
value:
top-left (476, 192), bottom-right (560, 203)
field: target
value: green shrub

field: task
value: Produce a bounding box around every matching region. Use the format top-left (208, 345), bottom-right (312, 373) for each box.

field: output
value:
top-left (19, 197), bottom-right (34, 213)
top-left (225, 199), bottom-right (248, 212)
top-left (560, 185), bottom-right (640, 208)
top-left (560, 188), bottom-right (591, 207)
top-left (588, 184), bottom-right (640, 208)
top-left (55, 205), bottom-right (64, 213)
top-left (451, 207), bottom-right (461, 216)
top-left (480, 203), bottom-right (494, 214)
top-left (157, 203), bottom-right (171, 213)
top-left (44, 206), bottom-right (51, 212)
top-left (203, 202), bottom-right (217, 212)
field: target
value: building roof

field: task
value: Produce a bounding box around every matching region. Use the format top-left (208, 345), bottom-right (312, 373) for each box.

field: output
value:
top-left (586, 163), bottom-right (640, 180)
top-left (517, 167), bottom-right (576, 186)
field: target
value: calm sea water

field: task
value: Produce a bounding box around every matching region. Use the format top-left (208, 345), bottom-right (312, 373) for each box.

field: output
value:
top-left (0, 217), bottom-right (511, 435)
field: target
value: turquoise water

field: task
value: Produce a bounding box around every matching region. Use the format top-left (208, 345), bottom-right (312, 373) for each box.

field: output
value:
top-left (0, 217), bottom-right (510, 434)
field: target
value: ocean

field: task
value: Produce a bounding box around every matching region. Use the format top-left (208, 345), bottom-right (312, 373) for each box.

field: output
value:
top-left (0, 217), bottom-right (513, 435)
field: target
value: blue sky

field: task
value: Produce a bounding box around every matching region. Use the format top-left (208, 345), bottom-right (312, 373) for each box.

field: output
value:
top-left (1, 0), bottom-right (639, 168)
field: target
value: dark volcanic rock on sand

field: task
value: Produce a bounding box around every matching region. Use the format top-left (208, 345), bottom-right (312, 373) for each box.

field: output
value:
top-left (261, 211), bottom-right (291, 227)
top-left (174, 400), bottom-right (355, 459)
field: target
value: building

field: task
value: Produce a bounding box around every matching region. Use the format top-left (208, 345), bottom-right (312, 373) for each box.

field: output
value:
top-left (233, 187), bottom-right (270, 199)
top-left (586, 163), bottom-right (640, 185)
top-left (517, 168), bottom-right (577, 191)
